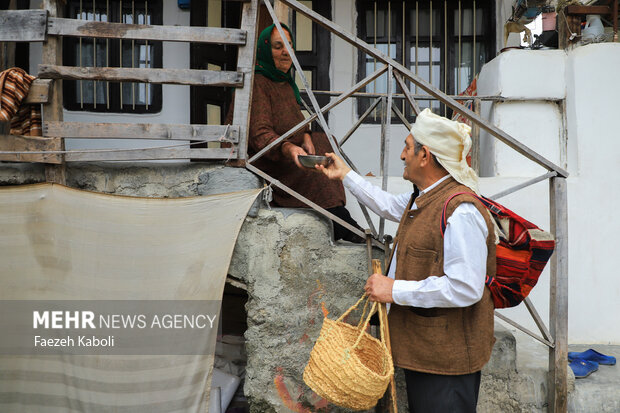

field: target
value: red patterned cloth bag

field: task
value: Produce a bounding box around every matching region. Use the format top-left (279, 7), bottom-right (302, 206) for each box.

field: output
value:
top-left (441, 192), bottom-right (555, 308)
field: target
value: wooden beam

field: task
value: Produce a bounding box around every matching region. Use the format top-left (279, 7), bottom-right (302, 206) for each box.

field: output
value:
top-left (548, 177), bottom-right (568, 413)
top-left (38, 65), bottom-right (244, 87)
top-left (395, 72), bottom-right (420, 116)
top-left (339, 97), bottom-right (382, 146)
top-left (565, 5), bottom-right (611, 15)
top-left (489, 171), bottom-right (557, 201)
top-left (47, 17), bottom-right (247, 45)
top-left (232, 0), bottom-right (260, 162)
top-left (65, 147), bottom-right (236, 162)
top-left (24, 79), bottom-right (52, 104)
top-left (42, 0), bottom-right (66, 183)
top-left (43, 122), bottom-right (239, 142)
top-left (0, 135), bottom-right (63, 163)
top-left (390, 101), bottom-right (411, 129)
top-left (471, 98), bottom-right (481, 174)
top-left (0, 10), bottom-right (47, 42)
top-left (279, 0), bottom-right (569, 178)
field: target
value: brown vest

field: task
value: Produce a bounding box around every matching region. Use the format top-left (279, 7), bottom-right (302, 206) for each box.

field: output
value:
top-left (387, 177), bottom-right (496, 375)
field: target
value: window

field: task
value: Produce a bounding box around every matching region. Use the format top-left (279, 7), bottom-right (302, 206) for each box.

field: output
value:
top-left (357, 0), bottom-right (495, 120)
top-left (63, 0), bottom-right (163, 113)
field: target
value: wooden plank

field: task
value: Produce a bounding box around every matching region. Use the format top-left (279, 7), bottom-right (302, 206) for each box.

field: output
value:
top-left (378, 66), bottom-right (393, 239)
top-left (42, 0), bottom-right (66, 183)
top-left (371, 259), bottom-right (398, 413)
top-left (65, 147), bottom-right (236, 162)
top-left (0, 10), bottom-right (47, 42)
top-left (24, 79), bottom-right (52, 104)
top-left (339, 97), bottom-right (381, 146)
top-left (38, 65), bottom-right (244, 87)
top-left (0, 134), bottom-right (63, 163)
top-left (565, 5), bottom-right (610, 15)
top-left (471, 98), bottom-right (481, 174)
top-left (47, 17), bottom-right (247, 45)
top-left (231, 0), bottom-right (260, 162)
top-left (395, 72), bottom-right (420, 116)
top-left (43, 121), bottom-right (239, 142)
top-left (494, 311), bottom-right (554, 348)
top-left (391, 101), bottom-right (411, 130)
top-left (524, 297), bottom-right (553, 344)
top-left (489, 171), bottom-right (557, 201)
top-left (337, 147), bottom-right (378, 236)
top-left (279, 0), bottom-right (569, 178)
top-left (548, 177), bottom-right (568, 413)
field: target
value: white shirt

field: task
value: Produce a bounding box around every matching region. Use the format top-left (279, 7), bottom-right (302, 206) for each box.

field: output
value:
top-left (343, 171), bottom-right (488, 308)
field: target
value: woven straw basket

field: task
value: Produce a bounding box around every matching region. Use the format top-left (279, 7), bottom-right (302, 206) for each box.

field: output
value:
top-left (303, 294), bottom-right (394, 410)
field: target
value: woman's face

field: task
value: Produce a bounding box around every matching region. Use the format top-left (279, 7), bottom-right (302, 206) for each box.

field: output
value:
top-left (270, 28), bottom-right (293, 73)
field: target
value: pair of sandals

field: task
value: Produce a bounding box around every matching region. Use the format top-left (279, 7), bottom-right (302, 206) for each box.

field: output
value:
top-left (568, 349), bottom-right (616, 378)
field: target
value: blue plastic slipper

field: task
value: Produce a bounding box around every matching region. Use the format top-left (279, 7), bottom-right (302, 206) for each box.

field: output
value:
top-left (568, 349), bottom-right (616, 365)
top-left (569, 359), bottom-right (599, 378)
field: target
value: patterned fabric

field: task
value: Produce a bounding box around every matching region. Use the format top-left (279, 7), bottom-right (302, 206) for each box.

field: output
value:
top-left (441, 192), bottom-right (555, 308)
top-left (0, 67), bottom-right (42, 136)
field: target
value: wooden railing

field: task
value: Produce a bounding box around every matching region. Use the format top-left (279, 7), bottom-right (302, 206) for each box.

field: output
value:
top-left (0, 0), bottom-right (259, 166)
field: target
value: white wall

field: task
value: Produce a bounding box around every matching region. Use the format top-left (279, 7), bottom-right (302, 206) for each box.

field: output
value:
top-left (29, 0), bottom-right (191, 152)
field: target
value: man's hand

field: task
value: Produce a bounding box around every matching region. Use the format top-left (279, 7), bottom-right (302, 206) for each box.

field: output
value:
top-left (281, 142), bottom-right (307, 169)
top-left (364, 273), bottom-right (394, 303)
top-left (301, 133), bottom-right (315, 155)
top-left (315, 152), bottom-right (351, 181)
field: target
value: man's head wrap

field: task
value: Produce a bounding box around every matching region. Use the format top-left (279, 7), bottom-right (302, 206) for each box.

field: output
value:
top-left (410, 108), bottom-right (479, 194)
top-left (411, 108), bottom-right (501, 243)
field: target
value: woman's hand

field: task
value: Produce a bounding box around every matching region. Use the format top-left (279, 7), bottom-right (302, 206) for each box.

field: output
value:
top-left (281, 142), bottom-right (307, 169)
top-left (315, 152), bottom-right (351, 180)
top-left (301, 133), bottom-right (315, 155)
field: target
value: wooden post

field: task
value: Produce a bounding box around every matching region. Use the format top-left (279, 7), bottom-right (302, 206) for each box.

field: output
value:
top-left (42, 0), bottom-right (66, 184)
top-left (232, 0), bottom-right (260, 165)
top-left (471, 98), bottom-right (481, 175)
top-left (0, 0), bottom-right (16, 136)
top-left (548, 177), bottom-right (568, 413)
top-left (372, 259), bottom-right (397, 413)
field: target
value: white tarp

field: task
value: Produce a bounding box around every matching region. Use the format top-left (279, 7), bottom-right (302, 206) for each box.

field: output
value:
top-left (0, 183), bottom-right (262, 412)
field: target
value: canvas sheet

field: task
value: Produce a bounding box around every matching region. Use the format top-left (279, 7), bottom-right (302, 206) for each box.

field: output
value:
top-left (0, 183), bottom-right (262, 412)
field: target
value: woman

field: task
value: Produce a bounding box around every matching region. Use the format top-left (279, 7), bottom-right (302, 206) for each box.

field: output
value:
top-left (228, 23), bottom-right (363, 243)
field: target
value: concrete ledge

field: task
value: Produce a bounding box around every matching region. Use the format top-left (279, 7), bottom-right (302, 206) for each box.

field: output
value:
top-left (478, 49), bottom-right (566, 99)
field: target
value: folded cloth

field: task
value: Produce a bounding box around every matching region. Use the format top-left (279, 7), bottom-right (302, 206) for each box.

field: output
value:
top-left (0, 67), bottom-right (42, 136)
top-left (569, 359), bottom-right (599, 378)
top-left (568, 349), bottom-right (616, 365)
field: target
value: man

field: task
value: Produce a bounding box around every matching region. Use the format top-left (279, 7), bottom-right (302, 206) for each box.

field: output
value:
top-left (317, 108), bottom-right (496, 413)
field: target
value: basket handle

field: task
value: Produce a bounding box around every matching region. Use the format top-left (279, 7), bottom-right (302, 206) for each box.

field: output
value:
top-left (336, 293), bottom-right (369, 323)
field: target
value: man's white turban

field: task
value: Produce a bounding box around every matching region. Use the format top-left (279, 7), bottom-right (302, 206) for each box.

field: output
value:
top-left (410, 108), bottom-right (479, 194)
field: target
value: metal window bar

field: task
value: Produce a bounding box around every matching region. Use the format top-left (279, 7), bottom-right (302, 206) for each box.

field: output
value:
top-left (120, 0), bottom-right (123, 107)
top-left (145, 0), bottom-right (149, 110)
top-left (263, 3), bottom-right (569, 410)
top-left (106, 0), bottom-right (110, 109)
top-left (132, 0), bottom-right (135, 110)
top-left (79, 0), bottom-right (83, 108)
top-left (93, 0), bottom-right (97, 108)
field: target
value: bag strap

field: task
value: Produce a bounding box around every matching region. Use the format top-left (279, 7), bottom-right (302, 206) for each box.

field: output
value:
top-left (440, 191), bottom-right (501, 237)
